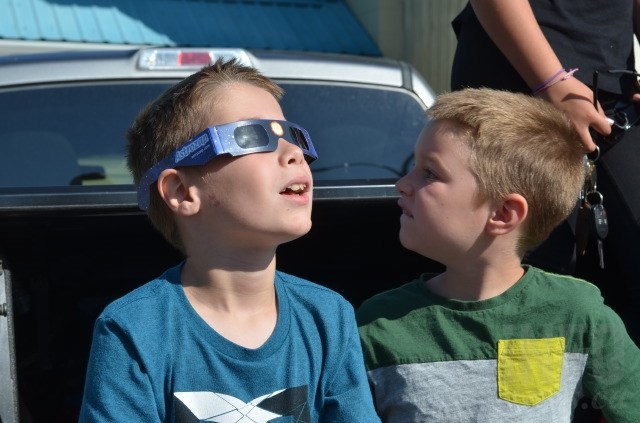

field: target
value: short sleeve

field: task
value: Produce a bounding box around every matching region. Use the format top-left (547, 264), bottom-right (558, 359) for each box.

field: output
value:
top-left (321, 303), bottom-right (381, 423)
top-left (582, 304), bottom-right (640, 423)
top-left (79, 316), bottom-right (160, 422)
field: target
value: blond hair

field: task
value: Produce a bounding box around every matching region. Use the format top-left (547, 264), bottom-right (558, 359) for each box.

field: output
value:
top-left (428, 88), bottom-right (585, 255)
top-left (127, 59), bottom-right (284, 251)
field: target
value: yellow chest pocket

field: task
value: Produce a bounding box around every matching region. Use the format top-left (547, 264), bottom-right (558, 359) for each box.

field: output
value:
top-left (497, 337), bottom-right (565, 406)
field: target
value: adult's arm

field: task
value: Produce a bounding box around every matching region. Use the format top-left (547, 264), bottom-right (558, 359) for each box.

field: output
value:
top-left (469, 0), bottom-right (611, 151)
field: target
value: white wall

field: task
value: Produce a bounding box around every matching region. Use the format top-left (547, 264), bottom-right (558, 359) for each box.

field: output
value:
top-left (346, 0), bottom-right (467, 94)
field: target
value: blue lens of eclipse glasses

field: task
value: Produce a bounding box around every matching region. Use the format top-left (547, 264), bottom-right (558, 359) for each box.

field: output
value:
top-left (136, 119), bottom-right (317, 210)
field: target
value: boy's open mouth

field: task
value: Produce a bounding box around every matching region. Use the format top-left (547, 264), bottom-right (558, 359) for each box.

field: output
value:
top-left (280, 183), bottom-right (307, 195)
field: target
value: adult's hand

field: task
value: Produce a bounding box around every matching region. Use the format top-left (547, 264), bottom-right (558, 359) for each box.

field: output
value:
top-left (538, 76), bottom-right (612, 152)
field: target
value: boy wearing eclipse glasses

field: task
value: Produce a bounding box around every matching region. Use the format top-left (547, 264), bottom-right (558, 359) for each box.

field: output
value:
top-left (80, 60), bottom-right (379, 422)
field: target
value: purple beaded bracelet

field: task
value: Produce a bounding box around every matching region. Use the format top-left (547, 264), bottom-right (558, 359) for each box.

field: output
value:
top-left (532, 68), bottom-right (564, 93)
top-left (532, 68), bottom-right (579, 95)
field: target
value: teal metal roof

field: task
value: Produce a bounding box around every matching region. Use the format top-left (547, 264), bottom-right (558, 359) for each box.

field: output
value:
top-left (0, 0), bottom-right (380, 55)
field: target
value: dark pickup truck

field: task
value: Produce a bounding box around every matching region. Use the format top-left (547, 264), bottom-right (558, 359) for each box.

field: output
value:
top-left (0, 47), bottom-right (438, 422)
top-left (0, 47), bottom-right (607, 423)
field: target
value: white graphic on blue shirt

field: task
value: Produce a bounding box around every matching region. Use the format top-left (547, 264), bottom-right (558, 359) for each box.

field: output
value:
top-left (174, 385), bottom-right (310, 422)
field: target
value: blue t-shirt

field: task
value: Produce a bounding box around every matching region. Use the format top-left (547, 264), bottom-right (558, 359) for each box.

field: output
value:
top-left (79, 263), bottom-right (379, 422)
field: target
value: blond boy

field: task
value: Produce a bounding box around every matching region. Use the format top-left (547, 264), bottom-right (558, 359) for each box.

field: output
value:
top-left (357, 88), bottom-right (640, 422)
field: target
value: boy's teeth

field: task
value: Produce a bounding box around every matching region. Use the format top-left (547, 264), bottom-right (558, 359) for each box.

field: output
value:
top-left (287, 183), bottom-right (305, 192)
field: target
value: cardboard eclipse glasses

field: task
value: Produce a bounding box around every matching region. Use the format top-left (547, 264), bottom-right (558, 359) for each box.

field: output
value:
top-left (137, 119), bottom-right (317, 210)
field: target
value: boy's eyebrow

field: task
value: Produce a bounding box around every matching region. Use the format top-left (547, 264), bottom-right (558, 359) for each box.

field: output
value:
top-left (418, 151), bottom-right (451, 177)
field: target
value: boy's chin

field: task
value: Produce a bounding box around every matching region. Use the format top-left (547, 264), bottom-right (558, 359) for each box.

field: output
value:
top-left (398, 231), bottom-right (415, 252)
top-left (399, 235), bottom-right (441, 263)
top-left (281, 221), bottom-right (313, 242)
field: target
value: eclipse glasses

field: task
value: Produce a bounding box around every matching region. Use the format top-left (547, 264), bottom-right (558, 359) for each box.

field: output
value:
top-left (137, 119), bottom-right (317, 210)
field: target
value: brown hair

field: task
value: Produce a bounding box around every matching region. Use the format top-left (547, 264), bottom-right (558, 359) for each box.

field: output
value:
top-left (427, 88), bottom-right (585, 255)
top-left (126, 59), bottom-right (284, 251)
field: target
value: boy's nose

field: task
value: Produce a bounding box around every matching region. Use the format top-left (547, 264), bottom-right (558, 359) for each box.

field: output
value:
top-left (278, 138), bottom-right (305, 165)
top-left (395, 174), bottom-right (412, 196)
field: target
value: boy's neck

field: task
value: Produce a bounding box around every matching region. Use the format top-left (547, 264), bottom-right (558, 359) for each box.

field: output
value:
top-left (180, 256), bottom-right (279, 349)
top-left (180, 255), bottom-right (277, 308)
top-left (426, 257), bottom-right (525, 301)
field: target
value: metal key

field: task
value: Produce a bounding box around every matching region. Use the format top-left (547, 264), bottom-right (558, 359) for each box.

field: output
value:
top-left (581, 157), bottom-right (598, 198)
top-left (586, 190), bottom-right (608, 269)
top-left (576, 157), bottom-right (598, 256)
top-left (575, 200), bottom-right (591, 256)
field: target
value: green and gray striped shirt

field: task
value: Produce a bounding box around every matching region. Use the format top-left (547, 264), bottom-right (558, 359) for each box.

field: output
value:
top-left (357, 266), bottom-right (640, 422)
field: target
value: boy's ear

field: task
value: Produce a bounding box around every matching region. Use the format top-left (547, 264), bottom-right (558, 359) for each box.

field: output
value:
top-left (486, 193), bottom-right (528, 236)
top-left (157, 168), bottom-right (201, 216)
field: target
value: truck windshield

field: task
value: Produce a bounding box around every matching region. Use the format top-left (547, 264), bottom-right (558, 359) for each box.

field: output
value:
top-left (0, 81), bottom-right (427, 188)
